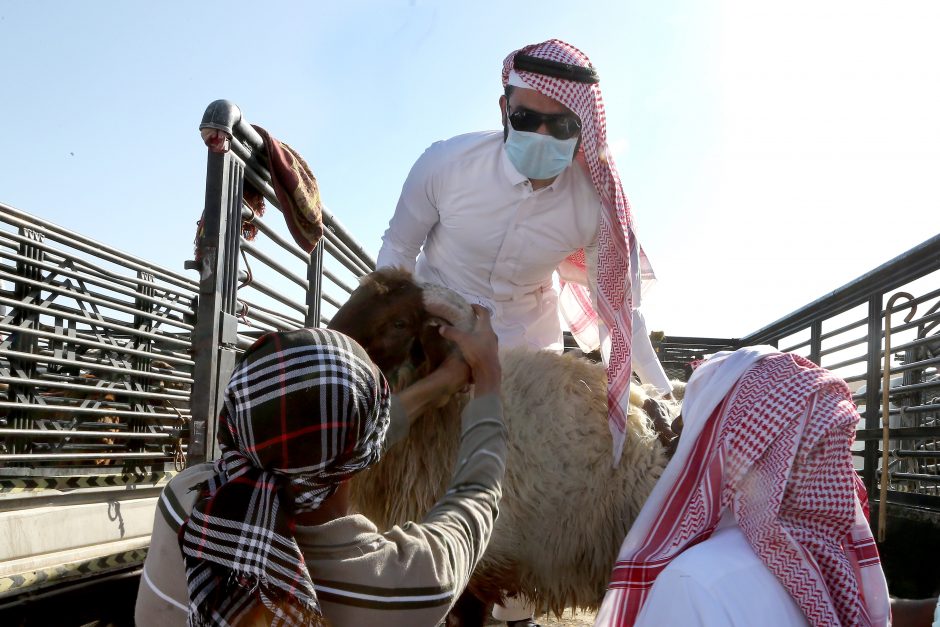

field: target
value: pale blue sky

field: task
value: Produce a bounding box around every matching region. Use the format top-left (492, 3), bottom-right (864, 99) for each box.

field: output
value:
top-left (1, 0), bottom-right (938, 338)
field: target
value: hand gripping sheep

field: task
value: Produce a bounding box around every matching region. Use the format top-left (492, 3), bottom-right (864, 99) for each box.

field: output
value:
top-left (329, 268), bottom-right (676, 623)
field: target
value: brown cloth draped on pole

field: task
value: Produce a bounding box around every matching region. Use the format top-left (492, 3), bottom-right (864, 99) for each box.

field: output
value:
top-left (194, 124), bottom-right (324, 260)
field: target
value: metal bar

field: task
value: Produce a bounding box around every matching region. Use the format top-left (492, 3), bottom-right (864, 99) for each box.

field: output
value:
top-left (817, 352), bottom-right (868, 373)
top-left (857, 426), bottom-right (940, 440)
top-left (0, 322), bottom-right (194, 367)
top-left (809, 319), bottom-right (822, 365)
top-left (245, 207), bottom-right (309, 263)
top-left (863, 294), bottom-right (884, 495)
top-left (0, 376), bottom-right (188, 402)
top-left (742, 234), bottom-right (940, 346)
top-left (239, 301), bottom-right (305, 331)
top-left (890, 332), bottom-right (940, 356)
top-left (0, 201), bottom-right (198, 293)
top-left (322, 216), bottom-right (376, 271)
top-left (879, 402), bottom-right (940, 416)
top-left (322, 236), bottom-right (373, 278)
top-left (201, 101), bottom-right (376, 273)
top-left (0, 296), bottom-right (190, 348)
top-left (779, 337), bottom-right (811, 354)
top-left (895, 450), bottom-right (940, 459)
top-left (0, 402), bottom-right (188, 419)
top-left (0, 452), bottom-right (172, 462)
top-left (885, 310), bottom-right (940, 339)
top-left (818, 334), bottom-right (868, 361)
top-left (0, 268), bottom-right (194, 331)
top-left (0, 429), bottom-right (175, 439)
top-left (241, 240), bottom-right (309, 290)
top-left (0, 247), bottom-right (196, 315)
top-left (882, 472), bottom-right (940, 484)
top-left (818, 314), bottom-right (868, 344)
top-left (240, 277), bottom-right (307, 315)
top-left (888, 354), bottom-right (940, 375)
top-left (238, 167), bottom-right (375, 275)
top-left (888, 379), bottom-right (940, 395)
top-left (307, 243), bottom-right (324, 327)
top-left (319, 289), bottom-right (343, 311)
top-left (188, 148), bottom-right (242, 466)
top-left (0, 349), bottom-right (192, 385)
top-left (323, 266), bottom-right (356, 295)
top-left (883, 490), bottom-right (940, 509)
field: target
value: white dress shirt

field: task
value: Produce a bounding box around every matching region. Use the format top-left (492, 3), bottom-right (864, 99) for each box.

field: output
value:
top-left (635, 511), bottom-right (810, 627)
top-left (378, 131), bottom-right (671, 392)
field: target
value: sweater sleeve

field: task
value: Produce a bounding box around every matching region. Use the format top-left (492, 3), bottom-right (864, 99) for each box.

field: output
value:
top-left (381, 393), bottom-right (507, 604)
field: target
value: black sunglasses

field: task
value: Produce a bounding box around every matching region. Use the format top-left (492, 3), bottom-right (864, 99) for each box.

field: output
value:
top-left (507, 106), bottom-right (582, 140)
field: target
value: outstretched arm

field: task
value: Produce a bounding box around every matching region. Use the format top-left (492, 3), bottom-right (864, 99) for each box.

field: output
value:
top-left (385, 353), bottom-right (471, 448)
top-left (379, 306), bottom-right (506, 615)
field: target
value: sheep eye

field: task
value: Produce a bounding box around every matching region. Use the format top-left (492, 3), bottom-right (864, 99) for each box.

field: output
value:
top-left (393, 320), bottom-right (408, 330)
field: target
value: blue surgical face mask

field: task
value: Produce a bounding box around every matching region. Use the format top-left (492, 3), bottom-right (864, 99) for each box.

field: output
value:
top-left (504, 123), bottom-right (578, 180)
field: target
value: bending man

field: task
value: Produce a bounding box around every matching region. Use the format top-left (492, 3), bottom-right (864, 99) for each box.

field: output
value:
top-left (597, 347), bottom-right (891, 626)
top-left (135, 312), bottom-right (505, 627)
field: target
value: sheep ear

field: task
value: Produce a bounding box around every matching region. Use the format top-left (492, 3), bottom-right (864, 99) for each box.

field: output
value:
top-left (420, 283), bottom-right (474, 332)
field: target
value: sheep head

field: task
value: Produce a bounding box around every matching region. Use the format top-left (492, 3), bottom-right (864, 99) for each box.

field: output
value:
top-left (329, 268), bottom-right (474, 382)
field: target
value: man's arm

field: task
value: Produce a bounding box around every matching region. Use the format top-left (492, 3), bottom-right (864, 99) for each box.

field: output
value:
top-left (376, 144), bottom-right (444, 271)
top-left (385, 353), bottom-right (470, 448)
top-left (381, 306), bottom-right (506, 607)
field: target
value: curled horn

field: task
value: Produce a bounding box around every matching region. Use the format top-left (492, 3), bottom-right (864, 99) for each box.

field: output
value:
top-left (420, 282), bottom-right (475, 332)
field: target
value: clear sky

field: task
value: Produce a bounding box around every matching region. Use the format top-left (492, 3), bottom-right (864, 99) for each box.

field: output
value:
top-left (1, 0), bottom-right (938, 339)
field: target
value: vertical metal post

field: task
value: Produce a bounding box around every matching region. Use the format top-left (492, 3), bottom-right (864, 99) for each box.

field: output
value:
top-left (187, 149), bottom-right (243, 466)
top-left (7, 228), bottom-right (44, 456)
top-left (809, 319), bottom-right (822, 366)
top-left (130, 271), bottom-right (155, 462)
top-left (305, 242), bottom-right (324, 328)
top-left (863, 294), bottom-right (885, 522)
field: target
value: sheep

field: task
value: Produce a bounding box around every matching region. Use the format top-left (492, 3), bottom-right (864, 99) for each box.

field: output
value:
top-left (329, 268), bottom-right (676, 620)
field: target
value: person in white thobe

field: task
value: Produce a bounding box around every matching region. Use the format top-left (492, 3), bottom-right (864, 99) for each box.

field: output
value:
top-left (376, 130), bottom-right (672, 394)
top-left (635, 510), bottom-right (809, 626)
top-left (377, 41), bottom-right (674, 627)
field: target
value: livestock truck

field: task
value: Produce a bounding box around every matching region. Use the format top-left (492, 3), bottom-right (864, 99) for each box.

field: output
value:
top-left (0, 101), bottom-right (937, 623)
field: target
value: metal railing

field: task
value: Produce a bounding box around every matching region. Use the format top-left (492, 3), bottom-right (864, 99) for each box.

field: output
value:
top-left (186, 100), bottom-right (376, 464)
top-left (656, 235), bottom-right (940, 520)
top-left (0, 203), bottom-right (197, 473)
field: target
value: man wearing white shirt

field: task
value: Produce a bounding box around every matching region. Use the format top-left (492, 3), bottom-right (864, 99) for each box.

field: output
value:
top-left (377, 38), bottom-right (672, 627)
top-left (376, 41), bottom-right (671, 397)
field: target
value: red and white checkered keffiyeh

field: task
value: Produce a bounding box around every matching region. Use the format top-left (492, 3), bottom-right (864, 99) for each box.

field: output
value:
top-left (596, 348), bottom-right (890, 626)
top-left (502, 39), bottom-right (655, 465)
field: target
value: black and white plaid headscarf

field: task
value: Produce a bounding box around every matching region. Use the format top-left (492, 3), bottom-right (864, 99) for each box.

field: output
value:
top-left (179, 328), bottom-right (390, 626)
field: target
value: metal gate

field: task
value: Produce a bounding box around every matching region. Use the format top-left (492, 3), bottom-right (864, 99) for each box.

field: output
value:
top-left (656, 235), bottom-right (940, 530)
top-left (0, 201), bottom-right (198, 600)
top-left (186, 99), bottom-right (377, 464)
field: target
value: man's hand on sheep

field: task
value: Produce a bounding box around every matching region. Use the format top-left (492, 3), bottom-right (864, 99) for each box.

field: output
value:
top-left (439, 304), bottom-right (501, 397)
top-left (396, 353), bottom-right (471, 421)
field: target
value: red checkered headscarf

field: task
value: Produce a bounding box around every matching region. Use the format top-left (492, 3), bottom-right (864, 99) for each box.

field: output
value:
top-left (597, 348), bottom-right (890, 626)
top-left (502, 39), bottom-right (654, 465)
top-left (179, 328), bottom-right (390, 627)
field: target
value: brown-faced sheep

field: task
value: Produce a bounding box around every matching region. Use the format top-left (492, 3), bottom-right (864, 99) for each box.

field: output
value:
top-left (329, 268), bottom-right (675, 621)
